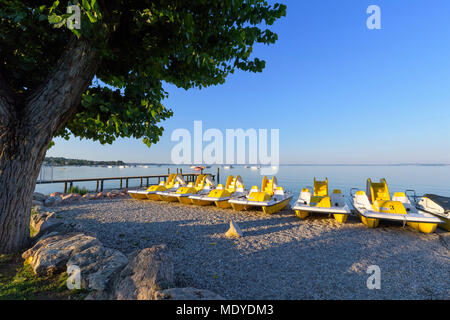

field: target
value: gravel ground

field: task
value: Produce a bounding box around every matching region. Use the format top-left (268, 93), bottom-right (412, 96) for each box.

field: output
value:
top-left (52, 198), bottom-right (449, 300)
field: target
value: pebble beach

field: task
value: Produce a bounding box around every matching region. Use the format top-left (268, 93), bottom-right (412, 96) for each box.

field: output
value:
top-left (51, 197), bottom-right (450, 300)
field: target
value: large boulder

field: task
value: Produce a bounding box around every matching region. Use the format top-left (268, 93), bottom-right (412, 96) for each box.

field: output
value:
top-left (22, 233), bottom-right (101, 276)
top-left (67, 245), bottom-right (128, 294)
top-left (154, 287), bottom-right (225, 300)
top-left (115, 244), bottom-right (174, 300)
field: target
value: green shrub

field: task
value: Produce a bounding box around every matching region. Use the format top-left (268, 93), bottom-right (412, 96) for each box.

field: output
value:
top-left (67, 186), bottom-right (90, 195)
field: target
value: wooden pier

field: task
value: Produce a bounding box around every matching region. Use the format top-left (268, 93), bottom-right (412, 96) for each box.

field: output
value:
top-left (36, 168), bottom-right (219, 193)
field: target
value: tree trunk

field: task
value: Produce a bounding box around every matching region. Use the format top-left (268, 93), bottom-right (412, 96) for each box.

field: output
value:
top-left (0, 38), bottom-right (98, 253)
top-left (0, 127), bottom-right (47, 252)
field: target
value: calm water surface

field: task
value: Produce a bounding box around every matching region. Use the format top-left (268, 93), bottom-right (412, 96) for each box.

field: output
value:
top-left (35, 165), bottom-right (450, 198)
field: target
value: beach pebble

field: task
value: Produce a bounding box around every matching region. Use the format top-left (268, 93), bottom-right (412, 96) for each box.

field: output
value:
top-left (154, 287), bottom-right (225, 300)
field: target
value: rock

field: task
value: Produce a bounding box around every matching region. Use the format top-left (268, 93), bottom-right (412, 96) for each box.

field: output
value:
top-left (96, 192), bottom-right (104, 198)
top-left (50, 192), bottom-right (62, 197)
top-left (154, 287), bottom-right (225, 300)
top-left (225, 221), bottom-right (243, 238)
top-left (22, 233), bottom-right (101, 276)
top-left (44, 195), bottom-right (63, 206)
top-left (67, 245), bottom-right (128, 294)
top-left (30, 212), bottom-right (63, 236)
top-left (61, 193), bottom-right (81, 203)
top-left (32, 200), bottom-right (44, 207)
top-left (44, 196), bottom-right (56, 206)
top-left (33, 192), bottom-right (46, 202)
top-left (115, 245), bottom-right (174, 300)
top-left (111, 190), bottom-right (120, 195)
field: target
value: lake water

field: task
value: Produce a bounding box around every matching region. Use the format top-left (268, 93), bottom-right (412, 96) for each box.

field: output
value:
top-left (35, 164), bottom-right (450, 198)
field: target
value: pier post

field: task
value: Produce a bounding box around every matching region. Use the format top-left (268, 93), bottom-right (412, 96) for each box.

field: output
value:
top-left (217, 167), bottom-right (220, 184)
top-left (126, 179), bottom-right (129, 189)
top-left (101, 180), bottom-right (104, 192)
top-left (140, 178), bottom-right (143, 188)
top-left (120, 179), bottom-right (123, 189)
top-left (64, 182), bottom-right (68, 194)
top-left (96, 180), bottom-right (99, 192)
top-left (146, 177), bottom-right (149, 187)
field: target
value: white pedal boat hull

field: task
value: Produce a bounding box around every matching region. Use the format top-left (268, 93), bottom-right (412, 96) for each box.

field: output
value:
top-left (229, 194), bottom-right (293, 208)
top-left (292, 202), bottom-right (350, 215)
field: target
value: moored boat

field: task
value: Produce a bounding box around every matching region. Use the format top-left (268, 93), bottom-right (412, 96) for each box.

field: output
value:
top-left (128, 173), bottom-right (177, 200)
top-left (351, 178), bottom-right (442, 233)
top-left (229, 176), bottom-right (293, 214)
top-left (189, 175), bottom-right (247, 208)
top-left (293, 178), bottom-right (350, 223)
top-left (171, 175), bottom-right (215, 204)
top-left (155, 175), bottom-right (187, 201)
top-left (416, 194), bottom-right (450, 231)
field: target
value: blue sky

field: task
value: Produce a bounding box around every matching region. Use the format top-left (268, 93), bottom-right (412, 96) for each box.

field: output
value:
top-left (48, 0), bottom-right (450, 164)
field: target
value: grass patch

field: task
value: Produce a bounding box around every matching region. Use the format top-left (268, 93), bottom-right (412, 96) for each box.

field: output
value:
top-left (0, 254), bottom-right (87, 300)
top-left (67, 185), bottom-right (91, 195)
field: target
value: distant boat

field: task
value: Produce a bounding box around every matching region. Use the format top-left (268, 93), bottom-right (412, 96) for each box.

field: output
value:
top-left (244, 165), bottom-right (249, 168)
top-left (194, 166), bottom-right (205, 171)
top-left (250, 166), bottom-right (258, 170)
top-left (223, 165), bottom-right (233, 170)
top-left (107, 165), bottom-right (113, 168)
top-left (119, 165), bottom-right (125, 169)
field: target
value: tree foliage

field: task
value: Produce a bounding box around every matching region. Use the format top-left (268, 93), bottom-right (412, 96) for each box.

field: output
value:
top-left (0, 0), bottom-right (286, 146)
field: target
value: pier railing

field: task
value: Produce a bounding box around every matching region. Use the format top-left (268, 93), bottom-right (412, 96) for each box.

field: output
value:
top-left (36, 170), bottom-right (217, 193)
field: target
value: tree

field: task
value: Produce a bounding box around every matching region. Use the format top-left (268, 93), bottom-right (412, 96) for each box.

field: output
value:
top-left (0, 0), bottom-right (286, 252)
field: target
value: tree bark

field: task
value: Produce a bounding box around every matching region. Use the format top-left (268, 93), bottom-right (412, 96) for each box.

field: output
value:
top-left (0, 38), bottom-right (99, 253)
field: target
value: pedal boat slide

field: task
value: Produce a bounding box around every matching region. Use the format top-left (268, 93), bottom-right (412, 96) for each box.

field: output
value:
top-left (351, 178), bottom-right (443, 233)
top-left (228, 176), bottom-right (293, 214)
top-left (292, 178), bottom-right (351, 223)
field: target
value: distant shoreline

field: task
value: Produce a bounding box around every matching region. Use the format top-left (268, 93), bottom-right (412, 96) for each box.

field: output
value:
top-left (43, 158), bottom-right (449, 167)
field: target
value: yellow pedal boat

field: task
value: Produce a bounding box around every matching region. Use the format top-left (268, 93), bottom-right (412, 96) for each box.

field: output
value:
top-left (170, 175), bottom-right (215, 204)
top-left (128, 173), bottom-right (177, 200)
top-left (351, 178), bottom-right (443, 233)
top-left (229, 176), bottom-right (293, 214)
top-left (155, 174), bottom-right (188, 201)
top-left (189, 175), bottom-right (247, 208)
top-left (292, 178), bottom-right (350, 223)
top-left (156, 174), bottom-right (209, 203)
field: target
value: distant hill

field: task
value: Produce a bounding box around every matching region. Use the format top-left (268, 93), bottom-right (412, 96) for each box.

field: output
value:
top-left (44, 157), bottom-right (125, 166)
